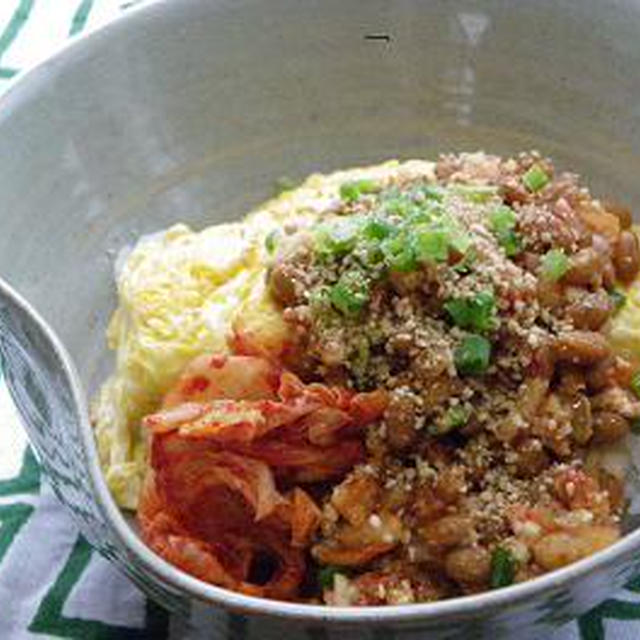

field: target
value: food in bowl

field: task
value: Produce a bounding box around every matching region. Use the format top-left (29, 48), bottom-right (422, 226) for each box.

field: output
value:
top-left (93, 152), bottom-right (640, 605)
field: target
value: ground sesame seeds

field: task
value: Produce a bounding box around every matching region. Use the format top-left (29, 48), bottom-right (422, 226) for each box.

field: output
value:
top-left (261, 152), bottom-right (632, 605)
top-left (369, 514), bottom-right (383, 528)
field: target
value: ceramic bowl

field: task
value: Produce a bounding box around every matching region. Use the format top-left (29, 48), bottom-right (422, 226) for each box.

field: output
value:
top-left (0, 1), bottom-right (639, 637)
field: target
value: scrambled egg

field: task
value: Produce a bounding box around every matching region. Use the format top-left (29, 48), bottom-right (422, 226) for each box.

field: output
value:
top-left (94, 159), bottom-right (437, 509)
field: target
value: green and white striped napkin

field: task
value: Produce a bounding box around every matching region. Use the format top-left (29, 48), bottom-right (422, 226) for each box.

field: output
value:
top-left (1, 2), bottom-right (640, 638)
top-left (0, 1), bottom-right (133, 87)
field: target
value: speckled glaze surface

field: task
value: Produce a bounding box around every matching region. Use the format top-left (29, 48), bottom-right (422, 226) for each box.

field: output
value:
top-left (0, 0), bottom-right (639, 637)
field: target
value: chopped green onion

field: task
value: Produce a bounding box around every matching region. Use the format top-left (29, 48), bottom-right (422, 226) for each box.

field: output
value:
top-left (314, 218), bottom-right (364, 257)
top-left (431, 214), bottom-right (472, 256)
top-left (359, 241), bottom-right (385, 266)
top-left (404, 205), bottom-right (439, 227)
top-left (454, 335), bottom-right (491, 376)
top-left (540, 248), bottom-right (569, 281)
top-left (340, 179), bottom-right (378, 203)
top-left (499, 230), bottom-right (523, 257)
top-left (443, 405), bottom-right (471, 432)
top-left (330, 271), bottom-right (370, 316)
top-left (308, 286), bottom-right (332, 315)
top-left (390, 248), bottom-right (418, 272)
top-left (609, 289), bottom-right (627, 313)
top-left (444, 291), bottom-right (496, 333)
top-left (488, 206), bottom-right (522, 257)
top-left (489, 206), bottom-right (517, 234)
top-left (449, 229), bottom-right (473, 254)
top-left (412, 228), bottom-right (450, 263)
top-left (274, 176), bottom-right (296, 195)
top-left (522, 165), bottom-right (550, 192)
top-left (490, 547), bottom-right (517, 588)
top-left (382, 235), bottom-right (418, 272)
top-left (264, 230), bottom-right (279, 254)
top-left (318, 565), bottom-right (342, 590)
top-left (450, 184), bottom-right (499, 203)
top-left (362, 217), bottom-right (394, 241)
top-left (422, 185), bottom-right (446, 202)
top-left (352, 338), bottom-right (371, 374)
top-left (631, 371), bottom-right (640, 400)
top-left (384, 195), bottom-right (413, 217)
top-left (453, 247), bottom-right (477, 274)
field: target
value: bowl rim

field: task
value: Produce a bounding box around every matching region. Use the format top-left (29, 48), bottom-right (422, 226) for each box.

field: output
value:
top-left (1, 0), bottom-right (639, 623)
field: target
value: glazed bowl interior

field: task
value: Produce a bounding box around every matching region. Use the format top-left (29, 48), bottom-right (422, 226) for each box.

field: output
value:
top-left (1, 0), bottom-right (640, 630)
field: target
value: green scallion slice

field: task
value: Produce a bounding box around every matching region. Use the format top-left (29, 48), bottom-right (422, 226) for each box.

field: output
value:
top-left (631, 371), bottom-right (640, 400)
top-left (412, 228), bottom-right (450, 263)
top-left (450, 184), bottom-right (499, 203)
top-left (522, 165), bottom-right (550, 192)
top-left (384, 196), bottom-right (413, 217)
top-left (488, 206), bottom-right (522, 257)
top-left (422, 185), bottom-right (446, 202)
top-left (453, 247), bottom-right (477, 274)
top-left (353, 338), bottom-right (371, 374)
top-left (609, 289), bottom-right (627, 313)
top-left (490, 547), bottom-right (517, 588)
top-left (404, 205), bottom-right (438, 227)
top-left (318, 565), bottom-right (342, 590)
top-left (540, 248), bottom-right (569, 281)
top-left (443, 405), bottom-right (471, 431)
top-left (264, 230), bottom-right (280, 254)
top-left (489, 206), bottom-right (517, 234)
top-left (382, 235), bottom-right (418, 272)
top-left (362, 217), bottom-right (394, 241)
top-left (274, 176), bottom-right (296, 195)
top-left (314, 218), bottom-right (364, 257)
top-left (449, 230), bottom-right (473, 255)
top-left (499, 230), bottom-right (523, 257)
top-left (340, 179), bottom-right (379, 203)
top-left (444, 291), bottom-right (496, 333)
top-left (308, 286), bottom-right (332, 315)
top-left (330, 271), bottom-right (370, 316)
top-left (454, 335), bottom-right (491, 376)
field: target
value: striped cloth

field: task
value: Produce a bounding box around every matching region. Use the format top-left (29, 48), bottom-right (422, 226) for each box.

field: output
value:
top-left (0, 1), bottom-right (134, 85)
top-left (1, 2), bottom-right (640, 638)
